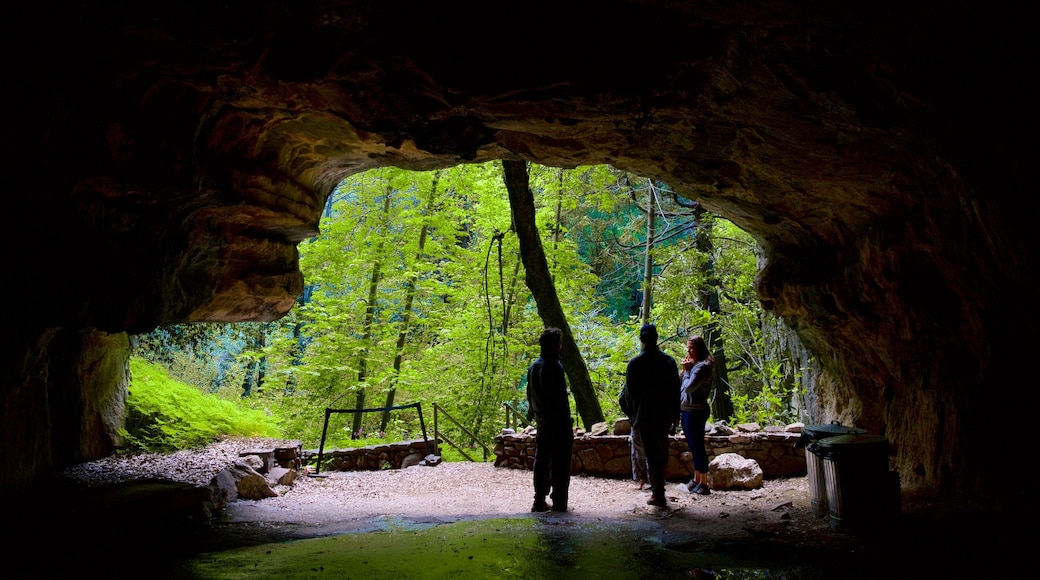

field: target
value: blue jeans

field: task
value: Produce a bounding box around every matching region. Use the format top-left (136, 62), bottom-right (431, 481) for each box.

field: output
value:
top-left (681, 408), bottom-right (711, 473)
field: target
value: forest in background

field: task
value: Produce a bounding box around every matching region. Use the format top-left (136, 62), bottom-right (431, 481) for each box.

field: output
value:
top-left (130, 162), bottom-right (815, 453)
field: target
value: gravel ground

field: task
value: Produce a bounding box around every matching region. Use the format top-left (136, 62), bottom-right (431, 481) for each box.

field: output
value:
top-left (58, 436), bottom-right (856, 550)
top-left (49, 437), bottom-right (1028, 579)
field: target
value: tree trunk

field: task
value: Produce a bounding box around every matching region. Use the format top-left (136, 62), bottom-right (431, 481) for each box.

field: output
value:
top-left (502, 159), bottom-right (605, 429)
top-left (288, 293), bottom-right (307, 396)
top-left (241, 324), bottom-right (267, 397)
top-left (256, 326), bottom-right (267, 393)
top-left (692, 207), bottom-right (734, 421)
top-left (354, 190), bottom-right (392, 437)
top-left (381, 172), bottom-right (440, 432)
top-left (641, 178), bottom-right (656, 324)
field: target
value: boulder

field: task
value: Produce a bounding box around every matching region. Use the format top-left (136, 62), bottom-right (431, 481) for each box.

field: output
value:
top-left (613, 418), bottom-right (632, 436)
top-left (211, 460), bottom-right (279, 500)
top-left (268, 466), bottom-right (297, 486)
top-left (709, 453), bottom-right (764, 490)
top-left (401, 452), bottom-right (426, 468)
top-left (588, 421), bottom-right (610, 436)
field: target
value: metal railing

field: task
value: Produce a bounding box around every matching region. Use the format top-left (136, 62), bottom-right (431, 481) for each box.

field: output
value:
top-left (432, 402), bottom-right (492, 462)
top-left (314, 402), bottom-right (432, 475)
top-left (311, 401), bottom-right (516, 469)
top-left (503, 401), bottom-right (531, 431)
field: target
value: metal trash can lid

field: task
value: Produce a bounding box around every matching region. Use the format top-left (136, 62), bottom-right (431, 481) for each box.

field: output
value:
top-left (803, 421), bottom-right (867, 440)
top-left (819, 434), bottom-right (889, 456)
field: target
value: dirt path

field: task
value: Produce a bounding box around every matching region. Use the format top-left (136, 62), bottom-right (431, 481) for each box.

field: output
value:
top-left (32, 437), bottom-right (1028, 578)
top-left (209, 461), bottom-right (856, 550)
top-left (54, 436), bottom-right (860, 551)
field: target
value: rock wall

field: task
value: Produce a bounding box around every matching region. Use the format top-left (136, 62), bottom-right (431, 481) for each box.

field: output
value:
top-left (494, 427), bottom-right (807, 481)
top-left (2, 328), bottom-right (129, 490)
top-left (297, 430), bottom-right (805, 482)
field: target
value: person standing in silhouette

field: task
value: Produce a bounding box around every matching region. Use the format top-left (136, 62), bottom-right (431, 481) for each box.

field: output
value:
top-left (526, 326), bottom-right (574, 512)
top-left (623, 324), bottom-right (680, 507)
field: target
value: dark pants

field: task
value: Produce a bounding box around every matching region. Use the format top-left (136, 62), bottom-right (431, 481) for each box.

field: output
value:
top-left (533, 422), bottom-right (574, 506)
top-left (681, 408), bottom-right (711, 473)
top-left (636, 425), bottom-right (670, 497)
top-left (630, 429), bottom-right (648, 482)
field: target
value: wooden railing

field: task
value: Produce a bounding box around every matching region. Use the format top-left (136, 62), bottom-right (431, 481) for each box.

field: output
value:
top-left (432, 402), bottom-right (492, 462)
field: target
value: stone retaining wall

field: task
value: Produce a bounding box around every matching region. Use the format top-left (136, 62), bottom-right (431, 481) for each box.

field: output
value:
top-left (309, 439), bottom-right (438, 471)
top-left (303, 425), bottom-right (808, 481)
top-left (494, 426), bottom-right (808, 481)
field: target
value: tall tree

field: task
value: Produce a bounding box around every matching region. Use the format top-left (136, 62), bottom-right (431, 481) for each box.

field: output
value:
top-left (690, 206), bottom-right (734, 421)
top-left (241, 324), bottom-right (268, 397)
top-left (380, 171), bottom-right (440, 432)
top-left (352, 187), bottom-right (392, 437)
top-left (502, 159), bottom-right (605, 429)
top-left (640, 178), bottom-right (657, 324)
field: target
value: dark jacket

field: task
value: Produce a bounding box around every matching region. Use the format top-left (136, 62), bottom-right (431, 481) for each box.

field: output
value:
top-left (527, 352), bottom-right (571, 427)
top-left (624, 346), bottom-right (680, 430)
top-left (680, 361), bottom-right (714, 412)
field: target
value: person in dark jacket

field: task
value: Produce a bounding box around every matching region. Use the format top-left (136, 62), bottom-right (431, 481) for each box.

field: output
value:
top-left (623, 324), bottom-right (680, 507)
top-left (680, 335), bottom-right (716, 495)
top-left (526, 326), bottom-right (574, 512)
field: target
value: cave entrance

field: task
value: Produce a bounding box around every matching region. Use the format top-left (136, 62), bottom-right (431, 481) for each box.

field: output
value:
top-left (128, 161), bottom-right (812, 463)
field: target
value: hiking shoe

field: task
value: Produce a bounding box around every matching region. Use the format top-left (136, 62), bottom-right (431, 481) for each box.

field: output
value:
top-left (531, 500), bottom-right (551, 512)
top-left (551, 504), bottom-right (568, 512)
top-left (690, 483), bottom-right (711, 496)
top-left (686, 480), bottom-right (697, 492)
top-left (647, 495), bottom-right (667, 507)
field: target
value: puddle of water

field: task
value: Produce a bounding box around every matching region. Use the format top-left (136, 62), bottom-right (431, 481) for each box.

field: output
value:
top-left (170, 517), bottom-right (865, 579)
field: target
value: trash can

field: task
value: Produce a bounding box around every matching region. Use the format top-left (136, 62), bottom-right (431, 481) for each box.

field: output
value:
top-left (819, 434), bottom-right (893, 530)
top-left (802, 422), bottom-right (866, 517)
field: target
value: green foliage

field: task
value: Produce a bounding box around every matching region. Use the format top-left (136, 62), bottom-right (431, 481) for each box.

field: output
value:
top-left (436, 446), bottom-right (476, 463)
top-left (131, 322), bottom-right (267, 397)
top-left (728, 352), bottom-right (808, 425)
top-left (121, 357), bottom-right (281, 452)
top-left (256, 162), bottom-right (627, 449)
top-left (729, 383), bottom-right (806, 426)
top-left (529, 164), bottom-right (647, 319)
top-left (129, 161), bottom-right (813, 454)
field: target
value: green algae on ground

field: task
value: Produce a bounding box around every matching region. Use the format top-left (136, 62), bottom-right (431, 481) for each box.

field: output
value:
top-left (179, 517), bottom-right (698, 579)
top-left (176, 516), bottom-right (831, 579)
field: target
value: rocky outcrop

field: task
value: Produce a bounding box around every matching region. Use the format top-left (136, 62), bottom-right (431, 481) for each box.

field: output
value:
top-left (209, 444), bottom-right (306, 500)
top-left (1, 1), bottom-right (1035, 520)
top-left (211, 459), bottom-right (280, 501)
